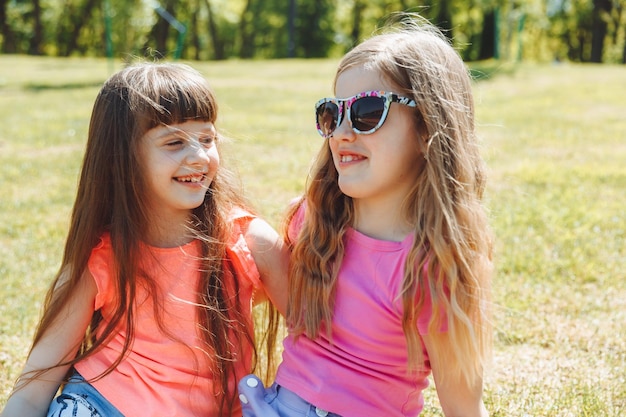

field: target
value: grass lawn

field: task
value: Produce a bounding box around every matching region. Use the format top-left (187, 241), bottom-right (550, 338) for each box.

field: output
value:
top-left (1, 55), bottom-right (625, 415)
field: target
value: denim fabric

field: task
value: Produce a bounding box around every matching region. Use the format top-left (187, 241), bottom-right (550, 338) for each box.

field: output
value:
top-left (238, 374), bottom-right (342, 417)
top-left (47, 371), bottom-right (124, 417)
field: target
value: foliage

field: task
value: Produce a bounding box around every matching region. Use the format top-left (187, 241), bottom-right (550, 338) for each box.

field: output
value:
top-left (0, 56), bottom-right (625, 415)
top-left (1, 0), bottom-right (625, 62)
top-left (294, 0), bottom-right (335, 58)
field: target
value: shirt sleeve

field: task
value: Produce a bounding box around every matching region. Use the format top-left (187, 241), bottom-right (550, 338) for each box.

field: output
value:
top-left (87, 233), bottom-right (114, 312)
top-left (226, 208), bottom-right (261, 290)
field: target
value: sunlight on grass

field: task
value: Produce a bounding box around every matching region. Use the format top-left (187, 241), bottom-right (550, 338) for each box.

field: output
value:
top-left (475, 64), bottom-right (626, 416)
top-left (1, 56), bottom-right (624, 415)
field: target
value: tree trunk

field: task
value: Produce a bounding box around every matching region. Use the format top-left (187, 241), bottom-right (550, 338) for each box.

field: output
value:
top-left (28, 0), bottom-right (44, 54)
top-left (350, 0), bottom-right (364, 46)
top-left (479, 9), bottom-right (496, 60)
top-left (156, 5), bottom-right (172, 57)
top-left (287, 0), bottom-right (296, 57)
top-left (590, 0), bottom-right (611, 63)
top-left (623, 28), bottom-right (626, 64)
top-left (435, 0), bottom-right (453, 40)
top-left (238, 0), bottom-right (254, 58)
top-left (205, 0), bottom-right (225, 59)
top-left (191, 0), bottom-right (201, 60)
top-left (143, 0), bottom-right (177, 58)
top-left (0, 0), bottom-right (17, 53)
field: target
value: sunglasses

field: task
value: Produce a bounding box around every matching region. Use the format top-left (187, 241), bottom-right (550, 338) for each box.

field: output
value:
top-left (315, 90), bottom-right (417, 139)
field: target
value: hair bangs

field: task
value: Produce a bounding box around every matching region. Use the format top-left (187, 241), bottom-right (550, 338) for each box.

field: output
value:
top-left (150, 82), bottom-right (218, 127)
top-left (126, 64), bottom-right (218, 133)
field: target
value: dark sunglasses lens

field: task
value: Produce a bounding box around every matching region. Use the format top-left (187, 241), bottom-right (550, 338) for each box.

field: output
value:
top-left (316, 102), bottom-right (339, 137)
top-left (351, 96), bottom-right (385, 132)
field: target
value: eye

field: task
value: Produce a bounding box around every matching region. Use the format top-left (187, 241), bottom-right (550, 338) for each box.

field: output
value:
top-left (165, 138), bottom-right (185, 148)
top-left (199, 134), bottom-right (216, 147)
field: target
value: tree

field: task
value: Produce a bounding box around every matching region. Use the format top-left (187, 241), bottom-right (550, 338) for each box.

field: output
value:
top-left (479, 8), bottom-right (498, 59)
top-left (295, 0), bottom-right (334, 57)
top-left (205, 0), bottom-right (225, 59)
top-left (238, 0), bottom-right (255, 58)
top-left (350, 0), bottom-right (365, 46)
top-left (0, 0), bottom-right (16, 53)
top-left (590, 0), bottom-right (612, 62)
top-left (143, 0), bottom-right (176, 58)
top-left (236, 0), bottom-right (291, 59)
top-left (548, 0), bottom-right (593, 61)
top-left (28, 0), bottom-right (44, 55)
top-left (56, 0), bottom-right (101, 56)
top-left (622, 2), bottom-right (626, 63)
top-left (434, 0), bottom-right (454, 38)
top-left (288, 0), bottom-right (296, 57)
top-left (0, 0), bottom-right (622, 63)
top-left (189, 0), bottom-right (201, 60)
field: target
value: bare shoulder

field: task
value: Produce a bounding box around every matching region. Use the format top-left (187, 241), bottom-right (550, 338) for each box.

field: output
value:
top-left (245, 217), bottom-right (282, 248)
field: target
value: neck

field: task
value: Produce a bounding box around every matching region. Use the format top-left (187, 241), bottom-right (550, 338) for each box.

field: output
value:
top-left (352, 199), bottom-right (414, 242)
top-left (145, 212), bottom-right (194, 248)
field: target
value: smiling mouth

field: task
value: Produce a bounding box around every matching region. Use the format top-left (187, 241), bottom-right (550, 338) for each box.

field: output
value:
top-left (176, 174), bottom-right (206, 183)
top-left (340, 155), bottom-right (364, 163)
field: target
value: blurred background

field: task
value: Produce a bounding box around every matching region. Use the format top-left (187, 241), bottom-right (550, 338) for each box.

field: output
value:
top-left (1, 0), bottom-right (625, 64)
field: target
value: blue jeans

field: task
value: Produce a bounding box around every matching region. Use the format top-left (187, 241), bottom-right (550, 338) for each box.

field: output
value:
top-left (238, 374), bottom-right (342, 417)
top-left (47, 371), bottom-right (124, 417)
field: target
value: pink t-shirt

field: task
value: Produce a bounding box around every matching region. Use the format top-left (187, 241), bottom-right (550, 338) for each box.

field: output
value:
top-left (75, 210), bottom-right (261, 417)
top-left (275, 204), bottom-right (437, 417)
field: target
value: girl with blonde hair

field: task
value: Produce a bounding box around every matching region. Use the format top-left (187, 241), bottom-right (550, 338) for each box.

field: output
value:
top-left (239, 14), bottom-right (493, 417)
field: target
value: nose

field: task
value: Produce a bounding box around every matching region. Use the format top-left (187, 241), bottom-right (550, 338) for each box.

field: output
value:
top-left (330, 110), bottom-right (356, 142)
top-left (184, 139), bottom-right (211, 166)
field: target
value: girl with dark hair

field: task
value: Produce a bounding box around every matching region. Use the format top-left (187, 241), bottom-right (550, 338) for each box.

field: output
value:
top-left (1, 62), bottom-right (287, 417)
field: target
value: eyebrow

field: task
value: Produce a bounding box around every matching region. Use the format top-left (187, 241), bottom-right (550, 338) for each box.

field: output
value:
top-left (151, 124), bottom-right (216, 140)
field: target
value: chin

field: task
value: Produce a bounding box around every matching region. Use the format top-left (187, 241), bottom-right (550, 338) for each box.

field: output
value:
top-left (337, 182), bottom-right (360, 199)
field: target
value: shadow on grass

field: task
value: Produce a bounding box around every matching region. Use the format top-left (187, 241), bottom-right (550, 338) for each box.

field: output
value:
top-left (23, 81), bottom-right (104, 91)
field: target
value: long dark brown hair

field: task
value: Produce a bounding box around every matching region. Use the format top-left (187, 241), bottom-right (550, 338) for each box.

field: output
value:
top-left (21, 62), bottom-right (280, 415)
top-left (287, 15), bottom-right (493, 386)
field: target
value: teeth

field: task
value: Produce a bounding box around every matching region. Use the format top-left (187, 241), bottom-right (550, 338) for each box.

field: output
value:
top-left (178, 175), bottom-right (204, 183)
top-left (341, 155), bottom-right (359, 162)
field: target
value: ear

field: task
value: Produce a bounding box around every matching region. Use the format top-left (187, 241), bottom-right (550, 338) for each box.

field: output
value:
top-left (412, 110), bottom-right (429, 148)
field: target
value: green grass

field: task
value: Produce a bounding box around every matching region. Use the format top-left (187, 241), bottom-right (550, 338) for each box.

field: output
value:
top-left (1, 55), bottom-right (625, 415)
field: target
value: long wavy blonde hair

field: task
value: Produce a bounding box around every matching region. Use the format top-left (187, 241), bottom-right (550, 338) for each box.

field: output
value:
top-left (287, 15), bottom-right (493, 386)
top-left (20, 62), bottom-right (280, 415)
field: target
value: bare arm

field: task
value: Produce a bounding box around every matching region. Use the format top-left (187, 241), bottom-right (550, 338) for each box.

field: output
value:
top-left (422, 333), bottom-right (489, 417)
top-left (1, 268), bottom-right (97, 417)
top-left (245, 217), bottom-right (289, 316)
